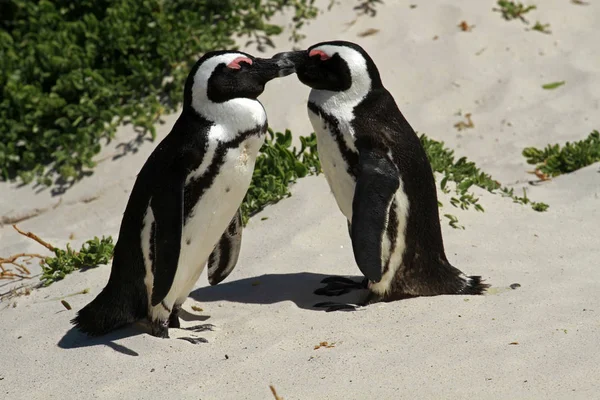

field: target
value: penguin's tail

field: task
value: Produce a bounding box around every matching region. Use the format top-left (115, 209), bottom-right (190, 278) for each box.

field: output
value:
top-left (71, 281), bottom-right (147, 337)
top-left (460, 275), bottom-right (490, 295)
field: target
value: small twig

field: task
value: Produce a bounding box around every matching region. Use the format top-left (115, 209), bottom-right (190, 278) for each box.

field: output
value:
top-left (12, 262), bottom-right (30, 275)
top-left (0, 282), bottom-right (39, 301)
top-left (269, 385), bottom-right (284, 400)
top-left (0, 272), bottom-right (31, 280)
top-left (0, 253), bottom-right (43, 274)
top-left (13, 224), bottom-right (55, 251)
top-left (0, 226), bottom-right (55, 281)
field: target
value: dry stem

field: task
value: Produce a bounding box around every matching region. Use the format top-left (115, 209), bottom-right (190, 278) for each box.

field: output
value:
top-left (12, 224), bottom-right (56, 251)
top-left (269, 385), bottom-right (283, 400)
top-left (0, 225), bottom-right (56, 281)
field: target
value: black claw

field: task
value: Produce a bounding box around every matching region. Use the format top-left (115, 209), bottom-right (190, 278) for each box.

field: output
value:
top-left (178, 337), bottom-right (208, 344)
top-left (183, 323), bottom-right (215, 332)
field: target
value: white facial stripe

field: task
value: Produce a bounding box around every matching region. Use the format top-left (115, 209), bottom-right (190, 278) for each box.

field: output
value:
top-left (308, 45), bottom-right (372, 121)
top-left (190, 53), bottom-right (267, 132)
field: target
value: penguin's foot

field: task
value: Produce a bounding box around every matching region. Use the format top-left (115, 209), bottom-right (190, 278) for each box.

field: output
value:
top-left (177, 337), bottom-right (209, 344)
top-left (313, 290), bottom-right (382, 312)
top-left (150, 318), bottom-right (170, 338)
top-left (313, 301), bottom-right (364, 312)
top-left (314, 276), bottom-right (368, 296)
top-left (168, 305), bottom-right (182, 328)
top-left (182, 323), bottom-right (215, 333)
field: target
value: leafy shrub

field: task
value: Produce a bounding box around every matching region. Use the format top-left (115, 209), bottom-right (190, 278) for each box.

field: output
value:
top-left (522, 130), bottom-right (600, 177)
top-left (242, 129), bottom-right (320, 224)
top-left (41, 235), bottom-right (114, 286)
top-left (420, 133), bottom-right (548, 228)
top-left (0, 0), bottom-right (318, 186)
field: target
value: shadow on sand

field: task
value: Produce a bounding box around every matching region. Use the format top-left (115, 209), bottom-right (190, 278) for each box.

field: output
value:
top-left (190, 272), bottom-right (364, 310)
top-left (57, 323), bottom-right (147, 356)
top-left (56, 272), bottom-right (362, 355)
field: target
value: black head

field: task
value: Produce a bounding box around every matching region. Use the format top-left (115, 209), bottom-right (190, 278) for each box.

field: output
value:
top-left (273, 41), bottom-right (383, 92)
top-left (183, 50), bottom-right (294, 110)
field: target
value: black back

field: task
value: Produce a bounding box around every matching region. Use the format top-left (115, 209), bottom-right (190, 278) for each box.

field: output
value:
top-left (351, 88), bottom-right (449, 266)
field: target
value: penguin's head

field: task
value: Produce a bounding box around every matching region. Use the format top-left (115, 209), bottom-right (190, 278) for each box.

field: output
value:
top-left (273, 41), bottom-right (383, 95)
top-left (184, 50), bottom-right (295, 111)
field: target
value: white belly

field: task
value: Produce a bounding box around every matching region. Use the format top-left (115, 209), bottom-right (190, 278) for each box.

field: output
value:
top-left (308, 109), bottom-right (357, 221)
top-left (142, 134), bottom-right (263, 314)
top-left (176, 137), bottom-right (262, 298)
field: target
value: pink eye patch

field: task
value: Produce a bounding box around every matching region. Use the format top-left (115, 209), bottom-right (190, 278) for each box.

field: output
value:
top-left (227, 57), bottom-right (253, 69)
top-left (309, 49), bottom-right (330, 60)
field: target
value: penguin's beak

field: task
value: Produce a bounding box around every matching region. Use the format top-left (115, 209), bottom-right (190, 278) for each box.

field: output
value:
top-left (252, 57), bottom-right (296, 84)
top-left (271, 51), bottom-right (307, 73)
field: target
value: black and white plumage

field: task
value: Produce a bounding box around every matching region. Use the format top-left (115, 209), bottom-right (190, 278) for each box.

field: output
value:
top-left (275, 41), bottom-right (489, 311)
top-left (72, 51), bottom-right (293, 341)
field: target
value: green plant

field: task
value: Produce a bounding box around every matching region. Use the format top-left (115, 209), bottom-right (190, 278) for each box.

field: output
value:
top-left (420, 133), bottom-right (548, 228)
top-left (522, 130), bottom-right (600, 177)
top-left (532, 21), bottom-right (551, 34)
top-left (542, 81), bottom-right (565, 90)
top-left (494, 1), bottom-right (537, 22)
top-left (0, 0), bottom-right (319, 187)
top-left (41, 236), bottom-right (114, 286)
top-left (241, 129), bottom-right (321, 224)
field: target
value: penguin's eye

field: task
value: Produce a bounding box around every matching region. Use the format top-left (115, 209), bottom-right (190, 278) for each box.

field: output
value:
top-left (226, 57), bottom-right (253, 70)
top-left (308, 49), bottom-right (330, 61)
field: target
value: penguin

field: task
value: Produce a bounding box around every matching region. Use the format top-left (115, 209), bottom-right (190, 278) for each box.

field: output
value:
top-left (72, 50), bottom-right (294, 341)
top-left (274, 41), bottom-right (489, 311)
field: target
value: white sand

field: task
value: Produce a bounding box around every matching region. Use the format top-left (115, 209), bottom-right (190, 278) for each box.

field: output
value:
top-left (1, 0), bottom-right (599, 398)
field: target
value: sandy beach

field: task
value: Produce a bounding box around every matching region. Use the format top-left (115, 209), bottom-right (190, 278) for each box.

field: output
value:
top-left (1, 1), bottom-right (599, 399)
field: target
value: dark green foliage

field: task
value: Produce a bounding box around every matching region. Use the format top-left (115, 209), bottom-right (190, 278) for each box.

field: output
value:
top-left (0, 0), bottom-right (318, 186)
top-left (493, 1), bottom-right (536, 22)
top-left (41, 236), bottom-right (114, 286)
top-left (420, 133), bottom-right (548, 228)
top-left (241, 129), bottom-right (321, 225)
top-left (522, 130), bottom-right (600, 177)
top-left (532, 21), bottom-right (551, 34)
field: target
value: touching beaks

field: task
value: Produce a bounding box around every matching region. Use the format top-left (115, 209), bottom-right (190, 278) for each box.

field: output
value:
top-left (249, 57), bottom-right (296, 81)
top-left (275, 58), bottom-right (296, 77)
top-left (271, 50), bottom-right (308, 74)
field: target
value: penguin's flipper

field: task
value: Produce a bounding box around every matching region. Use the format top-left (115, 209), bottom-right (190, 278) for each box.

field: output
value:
top-left (150, 177), bottom-right (185, 307)
top-left (351, 147), bottom-right (400, 283)
top-left (207, 207), bottom-right (243, 285)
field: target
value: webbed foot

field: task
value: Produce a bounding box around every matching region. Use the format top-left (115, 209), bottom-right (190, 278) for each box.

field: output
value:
top-left (182, 323), bottom-right (215, 333)
top-left (178, 337), bottom-right (209, 344)
top-left (168, 304), bottom-right (182, 328)
top-left (150, 318), bottom-right (170, 338)
top-left (313, 290), bottom-right (382, 312)
top-left (313, 301), bottom-right (363, 312)
top-left (314, 276), bottom-right (368, 296)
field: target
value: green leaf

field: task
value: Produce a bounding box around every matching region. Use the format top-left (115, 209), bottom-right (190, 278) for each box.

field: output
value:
top-left (542, 81), bottom-right (566, 90)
